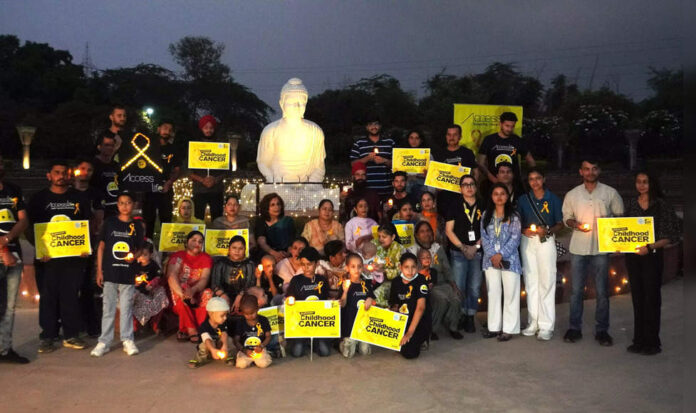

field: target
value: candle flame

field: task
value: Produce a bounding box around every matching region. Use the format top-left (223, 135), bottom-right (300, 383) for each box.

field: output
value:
top-left (21, 290), bottom-right (28, 296)
top-left (216, 351), bottom-right (227, 359)
top-left (34, 294), bottom-right (40, 301)
top-left (251, 351), bottom-right (262, 359)
top-left (582, 223), bottom-right (590, 230)
top-left (366, 263), bottom-right (374, 272)
top-left (374, 148), bottom-right (379, 154)
top-left (343, 279), bottom-right (351, 290)
top-left (74, 169), bottom-right (81, 176)
top-left (257, 264), bottom-right (263, 271)
top-left (135, 275), bottom-right (148, 284)
top-left (530, 224), bottom-right (537, 232)
top-left (387, 199), bottom-right (393, 207)
top-left (287, 296), bottom-right (295, 305)
top-left (126, 252), bottom-right (134, 261)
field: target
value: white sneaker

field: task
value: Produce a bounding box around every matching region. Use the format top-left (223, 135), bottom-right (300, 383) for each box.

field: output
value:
top-left (522, 325), bottom-right (538, 337)
top-left (122, 340), bottom-right (139, 356)
top-left (537, 330), bottom-right (553, 341)
top-left (90, 343), bottom-right (110, 357)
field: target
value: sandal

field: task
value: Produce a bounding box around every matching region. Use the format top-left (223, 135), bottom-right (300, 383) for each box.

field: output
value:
top-left (188, 359), bottom-right (201, 369)
top-left (176, 331), bottom-right (189, 342)
top-left (189, 335), bottom-right (200, 343)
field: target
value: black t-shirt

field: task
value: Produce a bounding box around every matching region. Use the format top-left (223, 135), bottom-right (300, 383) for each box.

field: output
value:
top-left (434, 146), bottom-right (477, 169)
top-left (160, 141), bottom-right (182, 181)
top-left (99, 215), bottom-right (145, 284)
top-left (90, 157), bottom-right (120, 216)
top-left (134, 260), bottom-right (162, 294)
top-left (234, 315), bottom-right (271, 348)
top-left (260, 273), bottom-right (284, 298)
top-left (286, 273), bottom-right (330, 301)
top-left (338, 278), bottom-right (375, 337)
top-left (478, 133), bottom-right (529, 174)
top-left (198, 317), bottom-right (228, 343)
top-left (389, 274), bottom-right (431, 329)
top-left (27, 187), bottom-right (93, 225)
top-left (0, 181), bottom-right (26, 256)
top-left (419, 268), bottom-right (438, 286)
top-left (445, 197), bottom-right (483, 248)
top-left (74, 187), bottom-right (104, 213)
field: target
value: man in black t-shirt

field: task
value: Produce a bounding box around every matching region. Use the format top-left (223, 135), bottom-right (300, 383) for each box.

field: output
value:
top-left (382, 171), bottom-right (419, 221)
top-left (0, 154), bottom-right (30, 364)
top-left (433, 125), bottom-right (478, 215)
top-left (27, 161), bottom-right (93, 353)
top-left (142, 119), bottom-right (181, 237)
top-left (477, 112), bottom-right (536, 183)
top-left (90, 131), bottom-right (120, 218)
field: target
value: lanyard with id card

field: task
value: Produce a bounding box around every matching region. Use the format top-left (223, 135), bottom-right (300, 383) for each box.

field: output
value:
top-left (464, 203), bottom-right (478, 242)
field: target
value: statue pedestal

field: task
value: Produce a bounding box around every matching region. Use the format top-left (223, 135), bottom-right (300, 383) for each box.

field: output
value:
top-left (240, 183), bottom-right (340, 215)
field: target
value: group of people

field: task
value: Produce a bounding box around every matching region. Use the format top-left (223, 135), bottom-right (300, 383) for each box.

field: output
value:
top-left (0, 110), bottom-right (680, 367)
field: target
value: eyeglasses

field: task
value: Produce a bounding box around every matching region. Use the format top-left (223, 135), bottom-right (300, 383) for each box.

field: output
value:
top-left (460, 183), bottom-right (476, 188)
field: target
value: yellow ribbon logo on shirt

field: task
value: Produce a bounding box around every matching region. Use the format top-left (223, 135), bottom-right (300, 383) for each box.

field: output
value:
top-left (477, 210), bottom-right (482, 220)
top-left (405, 285), bottom-right (412, 299)
top-left (361, 281), bottom-right (367, 293)
top-left (121, 133), bottom-right (163, 173)
top-left (256, 322), bottom-right (263, 337)
top-left (316, 281), bottom-right (324, 295)
top-left (354, 226), bottom-right (361, 236)
top-left (235, 268), bottom-right (244, 280)
top-left (73, 202), bottom-right (80, 215)
top-left (10, 197), bottom-right (18, 209)
top-left (433, 254), bottom-right (439, 265)
top-left (128, 223), bottom-right (135, 236)
top-left (541, 201), bottom-right (550, 214)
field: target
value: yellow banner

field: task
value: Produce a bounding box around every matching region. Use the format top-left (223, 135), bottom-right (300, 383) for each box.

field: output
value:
top-left (158, 223), bottom-right (206, 253)
top-left (392, 148), bottom-right (430, 174)
top-left (349, 303), bottom-right (408, 351)
top-left (284, 300), bottom-right (340, 338)
top-left (597, 217), bottom-right (655, 253)
top-left (258, 306), bottom-right (282, 335)
top-left (424, 161), bottom-right (471, 193)
top-left (188, 141), bottom-right (230, 170)
top-left (372, 223), bottom-right (414, 248)
top-left (34, 220), bottom-right (91, 259)
top-left (453, 104), bottom-right (523, 154)
top-left (204, 229), bottom-right (249, 257)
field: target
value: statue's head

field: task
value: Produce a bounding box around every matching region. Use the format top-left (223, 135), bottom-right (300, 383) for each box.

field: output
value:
top-left (280, 78), bottom-right (308, 119)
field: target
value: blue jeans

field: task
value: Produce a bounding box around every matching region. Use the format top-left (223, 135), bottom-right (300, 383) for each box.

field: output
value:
top-left (287, 338), bottom-right (330, 357)
top-left (450, 250), bottom-right (483, 315)
top-left (0, 264), bottom-right (22, 353)
top-left (569, 254), bottom-right (609, 333)
top-left (98, 282), bottom-right (135, 346)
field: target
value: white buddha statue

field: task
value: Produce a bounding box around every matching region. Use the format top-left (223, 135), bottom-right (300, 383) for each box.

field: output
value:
top-left (257, 78), bottom-right (326, 183)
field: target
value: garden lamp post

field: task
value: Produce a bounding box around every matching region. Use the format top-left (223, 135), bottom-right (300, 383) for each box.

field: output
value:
top-left (227, 132), bottom-right (242, 172)
top-left (16, 125), bottom-right (36, 170)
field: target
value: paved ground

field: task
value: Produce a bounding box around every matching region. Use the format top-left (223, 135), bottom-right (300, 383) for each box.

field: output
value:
top-left (1, 278), bottom-right (683, 413)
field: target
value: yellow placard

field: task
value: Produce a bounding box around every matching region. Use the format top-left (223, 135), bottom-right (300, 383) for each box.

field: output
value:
top-left (258, 306), bottom-right (282, 335)
top-left (424, 161), bottom-right (471, 193)
top-left (284, 300), bottom-right (341, 338)
top-left (158, 223), bottom-right (206, 253)
top-left (204, 229), bottom-right (249, 257)
top-left (392, 148), bottom-right (430, 174)
top-left (597, 217), bottom-right (655, 253)
top-left (350, 304), bottom-right (408, 351)
top-left (34, 220), bottom-right (91, 259)
top-left (453, 104), bottom-right (523, 154)
top-left (372, 223), bottom-right (415, 248)
top-left (188, 141), bottom-right (230, 170)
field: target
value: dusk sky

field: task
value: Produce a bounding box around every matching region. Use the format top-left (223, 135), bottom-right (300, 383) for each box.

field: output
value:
top-left (0, 0), bottom-right (682, 110)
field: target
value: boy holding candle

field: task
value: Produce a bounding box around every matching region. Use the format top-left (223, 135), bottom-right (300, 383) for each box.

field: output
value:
top-left (91, 191), bottom-right (144, 357)
top-left (188, 297), bottom-right (232, 368)
top-left (233, 294), bottom-right (272, 368)
top-left (338, 253), bottom-right (375, 358)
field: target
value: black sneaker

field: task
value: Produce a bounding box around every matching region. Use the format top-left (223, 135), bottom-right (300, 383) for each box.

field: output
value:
top-left (449, 330), bottom-right (464, 340)
top-left (563, 329), bottom-right (582, 343)
top-left (38, 339), bottom-right (56, 353)
top-left (482, 330), bottom-right (500, 339)
top-left (63, 337), bottom-right (87, 350)
top-left (595, 331), bottom-right (613, 347)
top-left (641, 346), bottom-right (661, 355)
top-left (0, 349), bottom-right (30, 364)
top-left (430, 332), bottom-right (439, 341)
top-left (626, 344), bottom-right (643, 354)
top-left (463, 315), bottom-right (476, 333)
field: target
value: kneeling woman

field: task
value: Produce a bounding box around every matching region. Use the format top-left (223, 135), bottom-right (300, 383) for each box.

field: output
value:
top-left (481, 183), bottom-right (522, 341)
top-left (389, 252), bottom-right (432, 359)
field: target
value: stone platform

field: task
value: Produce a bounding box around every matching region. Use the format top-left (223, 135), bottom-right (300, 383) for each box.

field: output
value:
top-left (240, 183), bottom-right (340, 215)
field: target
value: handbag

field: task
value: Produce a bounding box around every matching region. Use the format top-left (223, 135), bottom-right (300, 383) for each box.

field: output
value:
top-left (525, 193), bottom-right (567, 258)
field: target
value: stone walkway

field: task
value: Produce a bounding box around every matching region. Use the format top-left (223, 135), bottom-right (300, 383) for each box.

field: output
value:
top-left (1, 278), bottom-right (683, 412)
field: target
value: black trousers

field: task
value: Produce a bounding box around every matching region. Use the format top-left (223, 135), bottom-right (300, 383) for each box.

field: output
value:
top-left (142, 190), bottom-right (174, 238)
top-left (79, 256), bottom-right (101, 336)
top-left (625, 252), bottom-right (663, 348)
top-left (193, 192), bottom-right (223, 221)
top-left (36, 259), bottom-right (87, 340)
top-left (400, 313), bottom-right (432, 359)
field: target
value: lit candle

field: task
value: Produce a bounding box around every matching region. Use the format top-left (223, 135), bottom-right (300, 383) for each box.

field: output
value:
top-left (257, 264), bottom-right (263, 272)
top-left (287, 296), bottom-right (295, 305)
top-left (582, 223), bottom-right (590, 230)
top-left (343, 279), bottom-right (351, 290)
top-left (126, 252), bottom-right (134, 261)
top-left (387, 199), bottom-right (394, 207)
top-left (74, 169), bottom-right (81, 176)
top-left (135, 275), bottom-right (148, 284)
top-left (251, 351), bottom-right (262, 359)
top-left (21, 290), bottom-right (28, 297)
top-left (614, 286), bottom-right (621, 293)
top-left (530, 224), bottom-right (537, 232)
top-left (34, 294), bottom-right (40, 301)
top-left (216, 350), bottom-right (227, 359)
top-left (373, 147), bottom-right (379, 154)
top-left (366, 263), bottom-right (374, 272)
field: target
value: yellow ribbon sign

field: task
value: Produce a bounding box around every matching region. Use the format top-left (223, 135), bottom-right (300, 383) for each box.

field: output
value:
top-left (158, 223), bottom-right (206, 252)
top-left (597, 217), bottom-right (655, 253)
top-left (284, 300), bottom-right (340, 338)
top-left (188, 141), bottom-right (230, 170)
top-left (453, 104), bottom-right (524, 154)
top-left (204, 229), bottom-right (249, 257)
top-left (121, 133), bottom-right (163, 173)
top-left (371, 223), bottom-right (414, 248)
top-left (349, 304), bottom-right (408, 351)
top-left (34, 220), bottom-right (91, 259)
top-left (392, 148), bottom-right (430, 173)
top-left (258, 306), bottom-right (282, 335)
top-left (424, 161), bottom-right (471, 193)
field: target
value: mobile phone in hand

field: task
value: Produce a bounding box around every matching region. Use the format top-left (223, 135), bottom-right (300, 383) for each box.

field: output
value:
top-left (501, 260), bottom-right (510, 270)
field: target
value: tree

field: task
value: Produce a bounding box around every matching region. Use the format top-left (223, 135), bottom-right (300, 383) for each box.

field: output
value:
top-left (168, 37), bottom-right (230, 82)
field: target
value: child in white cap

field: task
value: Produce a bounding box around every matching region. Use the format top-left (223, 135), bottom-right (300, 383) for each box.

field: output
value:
top-left (188, 297), bottom-right (232, 368)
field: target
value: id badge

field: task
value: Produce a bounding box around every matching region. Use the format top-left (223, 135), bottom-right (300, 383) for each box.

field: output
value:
top-left (468, 231), bottom-right (476, 242)
top-left (494, 242), bottom-right (501, 252)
